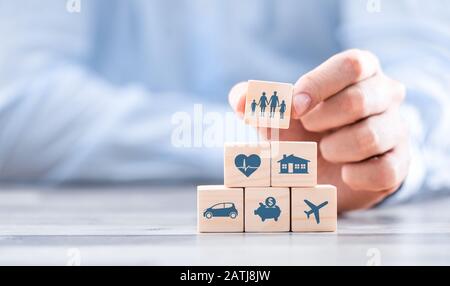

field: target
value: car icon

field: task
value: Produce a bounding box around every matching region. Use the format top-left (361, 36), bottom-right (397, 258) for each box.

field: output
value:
top-left (254, 202), bottom-right (281, 222)
top-left (203, 202), bottom-right (238, 219)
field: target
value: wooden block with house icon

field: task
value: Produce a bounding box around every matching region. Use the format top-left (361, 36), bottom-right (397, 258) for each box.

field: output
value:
top-left (244, 80), bottom-right (294, 129)
top-left (291, 185), bottom-right (337, 232)
top-left (224, 142), bottom-right (271, 187)
top-left (271, 141), bottom-right (317, 187)
top-left (197, 185), bottom-right (244, 233)
top-left (244, 187), bottom-right (290, 232)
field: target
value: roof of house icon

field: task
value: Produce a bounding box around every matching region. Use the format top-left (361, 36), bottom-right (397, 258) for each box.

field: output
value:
top-left (277, 154), bottom-right (310, 164)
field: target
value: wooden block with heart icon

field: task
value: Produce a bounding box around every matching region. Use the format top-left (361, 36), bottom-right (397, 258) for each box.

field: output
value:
top-left (224, 142), bottom-right (271, 187)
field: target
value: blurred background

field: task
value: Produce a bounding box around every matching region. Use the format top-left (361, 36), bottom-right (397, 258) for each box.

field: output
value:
top-left (0, 0), bottom-right (449, 194)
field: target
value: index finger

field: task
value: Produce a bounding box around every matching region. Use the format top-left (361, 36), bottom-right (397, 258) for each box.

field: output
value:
top-left (293, 49), bottom-right (380, 118)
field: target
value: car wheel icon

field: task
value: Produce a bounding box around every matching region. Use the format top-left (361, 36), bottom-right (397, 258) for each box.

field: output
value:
top-left (205, 211), bottom-right (213, 219)
top-left (229, 212), bottom-right (237, 219)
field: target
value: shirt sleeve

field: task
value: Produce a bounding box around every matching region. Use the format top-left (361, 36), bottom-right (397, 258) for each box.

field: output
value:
top-left (0, 0), bottom-right (249, 184)
top-left (339, 0), bottom-right (450, 203)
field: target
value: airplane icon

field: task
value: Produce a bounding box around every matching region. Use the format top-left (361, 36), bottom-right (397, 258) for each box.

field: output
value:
top-left (304, 200), bottom-right (328, 224)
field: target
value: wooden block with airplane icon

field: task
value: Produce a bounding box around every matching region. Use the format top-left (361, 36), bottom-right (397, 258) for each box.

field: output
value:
top-left (197, 185), bottom-right (244, 233)
top-left (271, 141), bottom-right (317, 187)
top-left (291, 185), bottom-right (337, 232)
top-left (224, 142), bottom-right (271, 187)
top-left (244, 80), bottom-right (294, 129)
top-left (244, 187), bottom-right (290, 232)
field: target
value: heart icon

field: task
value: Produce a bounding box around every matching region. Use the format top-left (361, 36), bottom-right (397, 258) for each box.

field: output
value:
top-left (234, 154), bottom-right (261, 177)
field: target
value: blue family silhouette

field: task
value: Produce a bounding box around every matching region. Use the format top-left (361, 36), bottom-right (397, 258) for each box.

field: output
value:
top-left (251, 91), bottom-right (286, 119)
top-left (258, 92), bottom-right (268, 117)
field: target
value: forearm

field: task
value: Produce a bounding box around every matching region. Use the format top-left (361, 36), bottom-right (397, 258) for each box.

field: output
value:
top-left (0, 64), bottom-right (231, 183)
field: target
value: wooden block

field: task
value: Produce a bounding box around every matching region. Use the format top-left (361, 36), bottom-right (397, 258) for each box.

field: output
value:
top-left (197, 185), bottom-right (244, 233)
top-left (244, 187), bottom-right (290, 232)
top-left (271, 141), bottom-right (317, 187)
top-left (244, 80), bottom-right (293, 129)
top-left (224, 142), bottom-right (271, 187)
top-left (291, 185), bottom-right (337, 232)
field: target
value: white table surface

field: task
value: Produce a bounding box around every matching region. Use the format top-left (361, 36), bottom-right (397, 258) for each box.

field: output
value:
top-left (0, 185), bottom-right (449, 266)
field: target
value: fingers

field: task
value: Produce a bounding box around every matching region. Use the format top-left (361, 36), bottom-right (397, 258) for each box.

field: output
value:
top-left (320, 110), bottom-right (406, 163)
top-left (228, 81), bottom-right (247, 117)
top-left (341, 141), bottom-right (410, 192)
top-left (338, 188), bottom-right (392, 212)
top-left (293, 49), bottom-right (380, 117)
top-left (301, 74), bottom-right (405, 132)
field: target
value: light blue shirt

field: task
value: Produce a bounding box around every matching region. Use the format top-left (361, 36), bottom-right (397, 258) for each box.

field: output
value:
top-left (0, 0), bottom-right (449, 203)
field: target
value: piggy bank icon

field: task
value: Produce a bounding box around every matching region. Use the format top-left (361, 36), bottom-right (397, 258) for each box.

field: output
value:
top-left (254, 197), bottom-right (281, 222)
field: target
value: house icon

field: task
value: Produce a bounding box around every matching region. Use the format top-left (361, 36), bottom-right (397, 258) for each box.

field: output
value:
top-left (277, 154), bottom-right (310, 174)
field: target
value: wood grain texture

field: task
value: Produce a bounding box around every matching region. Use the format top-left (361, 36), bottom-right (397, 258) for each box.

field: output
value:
top-left (271, 141), bottom-right (317, 187)
top-left (197, 185), bottom-right (244, 233)
top-left (244, 187), bottom-right (290, 232)
top-left (244, 80), bottom-right (293, 129)
top-left (1, 186), bottom-right (449, 265)
top-left (291, 185), bottom-right (337, 232)
top-left (224, 142), bottom-right (271, 187)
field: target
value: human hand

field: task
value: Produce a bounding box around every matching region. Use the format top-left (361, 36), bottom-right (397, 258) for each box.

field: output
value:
top-left (228, 49), bottom-right (410, 212)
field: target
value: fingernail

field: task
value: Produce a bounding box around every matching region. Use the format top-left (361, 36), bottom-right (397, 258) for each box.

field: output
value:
top-left (293, 93), bottom-right (312, 116)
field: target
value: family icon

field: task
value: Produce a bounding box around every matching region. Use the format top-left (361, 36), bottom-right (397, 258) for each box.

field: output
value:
top-left (244, 80), bottom-right (294, 129)
top-left (250, 91), bottom-right (287, 119)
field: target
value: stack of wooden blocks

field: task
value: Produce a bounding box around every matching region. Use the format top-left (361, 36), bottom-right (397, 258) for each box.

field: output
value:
top-left (197, 80), bottom-right (337, 233)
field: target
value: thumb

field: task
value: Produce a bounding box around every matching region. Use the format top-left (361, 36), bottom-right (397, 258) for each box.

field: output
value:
top-left (292, 49), bottom-right (380, 118)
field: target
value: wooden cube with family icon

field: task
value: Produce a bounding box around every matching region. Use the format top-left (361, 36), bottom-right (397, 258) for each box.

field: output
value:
top-left (244, 80), bottom-right (294, 129)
